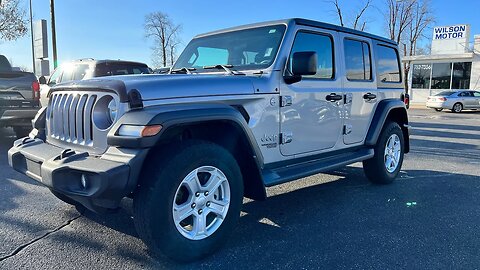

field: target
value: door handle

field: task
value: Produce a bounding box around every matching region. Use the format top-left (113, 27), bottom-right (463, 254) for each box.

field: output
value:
top-left (363, 93), bottom-right (377, 101)
top-left (326, 93), bottom-right (343, 102)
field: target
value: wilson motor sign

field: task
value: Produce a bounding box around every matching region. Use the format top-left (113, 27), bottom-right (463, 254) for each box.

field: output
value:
top-left (431, 24), bottom-right (470, 55)
top-left (433, 25), bottom-right (467, 40)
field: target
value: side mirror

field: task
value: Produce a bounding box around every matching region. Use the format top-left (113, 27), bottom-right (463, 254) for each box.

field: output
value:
top-left (284, 51), bottom-right (318, 84)
top-left (38, 76), bottom-right (47, 85)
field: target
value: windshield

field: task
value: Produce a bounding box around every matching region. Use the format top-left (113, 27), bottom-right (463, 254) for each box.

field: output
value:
top-left (173, 25), bottom-right (286, 72)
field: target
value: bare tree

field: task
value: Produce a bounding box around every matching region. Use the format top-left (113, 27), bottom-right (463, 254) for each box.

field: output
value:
top-left (144, 11), bottom-right (182, 67)
top-left (385, 0), bottom-right (434, 92)
top-left (329, 0), bottom-right (372, 31)
top-left (0, 0), bottom-right (28, 41)
top-left (385, 0), bottom-right (416, 44)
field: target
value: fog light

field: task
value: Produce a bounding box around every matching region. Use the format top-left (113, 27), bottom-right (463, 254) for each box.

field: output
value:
top-left (81, 174), bottom-right (88, 189)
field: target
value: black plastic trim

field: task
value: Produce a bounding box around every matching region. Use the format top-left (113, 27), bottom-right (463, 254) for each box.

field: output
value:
top-left (365, 99), bottom-right (409, 151)
top-left (107, 103), bottom-right (264, 166)
top-left (263, 147), bottom-right (374, 187)
top-left (49, 79), bottom-right (129, 102)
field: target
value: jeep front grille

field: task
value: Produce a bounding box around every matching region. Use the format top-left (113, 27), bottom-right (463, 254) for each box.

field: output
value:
top-left (47, 92), bottom-right (97, 145)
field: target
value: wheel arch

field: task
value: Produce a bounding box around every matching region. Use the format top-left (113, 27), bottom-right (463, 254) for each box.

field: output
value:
top-left (109, 103), bottom-right (267, 201)
top-left (365, 99), bottom-right (410, 153)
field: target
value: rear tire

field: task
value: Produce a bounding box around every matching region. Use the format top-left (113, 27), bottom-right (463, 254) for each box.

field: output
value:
top-left (13, 127), bottom-right (31, 138)
top-left (363, 122), bottom-right (404, 184)
top-left (452, 103), bottom-right (463, 113)
top-left (434, 108), bottom-right (443, 112)
top-left (133, 140), bottom-right (243, 262)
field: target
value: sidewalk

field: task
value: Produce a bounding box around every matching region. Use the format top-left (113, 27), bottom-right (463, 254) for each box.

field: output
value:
top-left (409, 103), bottom-right (427, 110)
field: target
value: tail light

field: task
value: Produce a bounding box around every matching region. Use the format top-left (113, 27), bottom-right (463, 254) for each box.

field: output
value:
top-left (402, 93), bottom-right (410, 109)
top-left (438, 97), bottom-right (447, 101)
top-left (32, 81), bottom-right (40, 101)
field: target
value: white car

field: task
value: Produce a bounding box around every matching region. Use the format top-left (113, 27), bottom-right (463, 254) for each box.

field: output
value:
top-left (426, 90), bottom-right (480, 112)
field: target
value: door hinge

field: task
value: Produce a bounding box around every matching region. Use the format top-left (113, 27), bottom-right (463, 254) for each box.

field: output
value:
top-left (280, 132), bottom-right (293, 144)
top-left (280, 96), bottom-right (293, 107)
top-left (343, 124), bottom-right (352, 135)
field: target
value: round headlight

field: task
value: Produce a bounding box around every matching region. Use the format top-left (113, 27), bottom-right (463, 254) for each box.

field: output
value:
top-left (93, 96), bottom-right (117, 130)
top-left (108, 99), bottom-right (117, 123)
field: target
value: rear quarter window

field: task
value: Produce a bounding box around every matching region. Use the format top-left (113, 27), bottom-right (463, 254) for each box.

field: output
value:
top-left (375, 45), bottom-right (401, 83)
top-left (95, 63), bottom-right (150, 77)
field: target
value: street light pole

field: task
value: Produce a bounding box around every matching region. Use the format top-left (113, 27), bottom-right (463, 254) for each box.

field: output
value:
top-left (50, 0), bottom-right (58, 69)
top-left (29, 0), bottom-right (36, 74)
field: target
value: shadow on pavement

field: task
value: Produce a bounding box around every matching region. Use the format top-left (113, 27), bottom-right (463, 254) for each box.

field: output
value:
top-left (68, 167), bottom-right (480, 268)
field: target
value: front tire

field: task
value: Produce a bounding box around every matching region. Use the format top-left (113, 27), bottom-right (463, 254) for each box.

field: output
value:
top-left (133, 141), bottom-right (243, 262)
top-left (363, 122), bottom-right (404, 184)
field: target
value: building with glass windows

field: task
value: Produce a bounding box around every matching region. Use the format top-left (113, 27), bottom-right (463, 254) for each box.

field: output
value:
top-left (403, 24), bottom-right (480, 103)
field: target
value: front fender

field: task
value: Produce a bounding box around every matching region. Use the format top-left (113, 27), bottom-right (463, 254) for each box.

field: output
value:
top-left (107, 103), bottom-right (264, 165)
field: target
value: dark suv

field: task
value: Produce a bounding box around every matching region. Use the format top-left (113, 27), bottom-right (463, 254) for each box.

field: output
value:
top-left (40, 59), bottom-right (150, 106)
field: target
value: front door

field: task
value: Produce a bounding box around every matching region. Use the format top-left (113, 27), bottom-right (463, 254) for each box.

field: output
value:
top-left (280, 29), bottom-right (343, 156)
top-left (473, 91), bottom-right (480, 108)
top-left (340, 34), bottom-right (377, 144)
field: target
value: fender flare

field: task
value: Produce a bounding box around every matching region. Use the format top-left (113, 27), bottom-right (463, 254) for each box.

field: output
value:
top-left (107, 103), bottom-right (266, 200)
top-left (108, 103), bottom-right (263, 164)
top-left (365, 99), bottom-right (410, 153)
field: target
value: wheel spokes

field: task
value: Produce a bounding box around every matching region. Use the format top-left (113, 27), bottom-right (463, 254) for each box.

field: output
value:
top-left (173, 203), bottom-right (194, 223)
top-left (207, 200), bottom-right (229, 219)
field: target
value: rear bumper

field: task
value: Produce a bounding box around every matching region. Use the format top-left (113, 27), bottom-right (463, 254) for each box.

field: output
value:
top-left (0, 107), bottom-right (39, 127)
top-left (425, 101), bottom-right (448, 109)
top-left (8, 138), bottom-right (146, 212)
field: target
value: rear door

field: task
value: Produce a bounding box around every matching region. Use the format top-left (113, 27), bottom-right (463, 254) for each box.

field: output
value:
top-left (279, 28), bottom-right (343, 156)
top-left (460, 91), bottom-right (475, 108)
top-left (339, 34), bottom-right (377, 145)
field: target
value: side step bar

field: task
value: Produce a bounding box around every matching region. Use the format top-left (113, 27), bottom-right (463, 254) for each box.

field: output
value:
top-left (262, 148), bottom-right (374, 187)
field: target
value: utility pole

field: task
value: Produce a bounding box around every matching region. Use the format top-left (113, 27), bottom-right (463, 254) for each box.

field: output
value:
top-left (29, 0), bottom-right (36, 74)
top-left (50, 0), bottom-right (58, 68)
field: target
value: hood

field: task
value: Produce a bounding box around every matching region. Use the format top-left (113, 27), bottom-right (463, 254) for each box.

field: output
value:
top-left (52, 74), bottom-right (256, 102)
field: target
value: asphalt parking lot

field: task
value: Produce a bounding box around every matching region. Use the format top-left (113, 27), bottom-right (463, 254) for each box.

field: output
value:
top-left (0, 108), bottom-right (479, 269)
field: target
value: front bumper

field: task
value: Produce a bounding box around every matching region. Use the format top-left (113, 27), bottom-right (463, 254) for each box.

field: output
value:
top-left (8, 138), bottom-right (145, 212)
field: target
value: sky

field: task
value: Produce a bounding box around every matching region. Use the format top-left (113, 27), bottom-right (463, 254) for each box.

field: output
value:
top-left (1, 0), bottom-right (479, 72)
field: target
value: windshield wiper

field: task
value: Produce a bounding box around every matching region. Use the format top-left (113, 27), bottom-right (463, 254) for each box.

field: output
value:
top-left (169, 67), bottom-right (196, 74)
top-left (203, 64), bottom-right (244, 75)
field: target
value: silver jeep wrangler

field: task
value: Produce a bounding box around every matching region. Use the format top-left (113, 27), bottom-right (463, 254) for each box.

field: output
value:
top-left (9, 18), bottom-right (410, 262)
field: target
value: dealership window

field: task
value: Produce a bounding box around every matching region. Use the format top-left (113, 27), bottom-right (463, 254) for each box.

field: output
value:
top-left (412, 64), bottom-right (431, 89)
top-left (344, 39), bottom-right (371, 80)
top-left (452, 62), bottom-right (471, 89)
top-left (376, 45), bottom-right (401, 82)
top-left (431, 63), bottom-right (452, 89)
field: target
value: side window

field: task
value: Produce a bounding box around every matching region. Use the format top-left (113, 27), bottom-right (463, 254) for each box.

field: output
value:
top-left (289, 32), bottom-right (334, 79)
top-left (344, 39), bottom-right (372, 80)
top-left (48, 67), bottom-right (63, 86)
top-left (61, 67), bottom-right (74, 83)
top-left (376, 45), bottom-right (401, 83)
top-left (473, 92), bottom-right (480, 97)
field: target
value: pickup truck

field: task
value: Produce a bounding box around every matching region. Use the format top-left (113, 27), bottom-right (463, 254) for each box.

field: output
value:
top-left (0, 55), bottom-right (40, 137)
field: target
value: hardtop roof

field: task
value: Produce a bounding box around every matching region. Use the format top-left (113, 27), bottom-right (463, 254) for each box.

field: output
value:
top-left (195, 18), bottom-right (397, 46)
